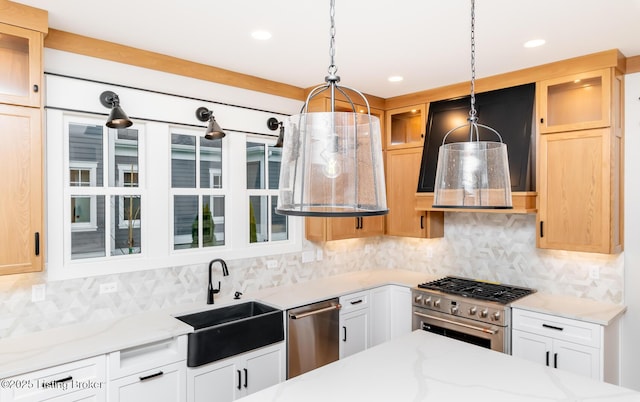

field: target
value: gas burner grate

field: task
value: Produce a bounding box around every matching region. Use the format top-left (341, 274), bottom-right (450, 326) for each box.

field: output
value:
top-left (417, 276), bottom-right (535, 304)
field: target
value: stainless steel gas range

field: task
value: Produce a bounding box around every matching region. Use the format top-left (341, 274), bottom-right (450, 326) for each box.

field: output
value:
top-left (412, 276), bottom-right (535, 354)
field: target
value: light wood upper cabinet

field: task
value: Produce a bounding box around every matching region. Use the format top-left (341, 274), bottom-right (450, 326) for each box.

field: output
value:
top-left (385, 104), bottom-right (426, 149)
top-left (0, 2), bottom-right (46, 275)
top-left (0, 22), bottom-right (43, 108)
top-left (0, 104), bottom-right (43, 274)
top-left (537, 68), bottom-right (623, 254)
top-left (385, 148), bottom-right (443, 238)
top-left (538, 69), bottom-right (611, 134)
top-left (306, 216), bottom-right (384, 242)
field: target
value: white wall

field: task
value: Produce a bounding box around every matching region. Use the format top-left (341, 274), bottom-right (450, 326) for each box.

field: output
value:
top-left (622, 72), bottom-right (640, 390)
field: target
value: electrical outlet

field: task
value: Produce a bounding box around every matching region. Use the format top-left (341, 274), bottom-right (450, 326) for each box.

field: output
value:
top-left (99, 282), bottom-right (118, 294)
top-left (266, 259), bottom-right (278, 269)
top-left (31, 284), bottom-right (46, 302)
top-left (302, 250), bottom-right (315, 263)
top-left (316, 249), bottom-right (323, 261)
top-left (426, 248), bottom-right (433, 258)
top-left (589, 267), bottom-right (600, 280)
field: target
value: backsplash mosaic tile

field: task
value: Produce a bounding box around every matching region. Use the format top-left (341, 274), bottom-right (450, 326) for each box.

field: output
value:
top-left (0, 213), bottom-right (623, 339)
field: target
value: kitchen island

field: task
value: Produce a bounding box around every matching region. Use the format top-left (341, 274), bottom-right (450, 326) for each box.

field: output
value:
top-left (237, 330), bottom-right (640, 402)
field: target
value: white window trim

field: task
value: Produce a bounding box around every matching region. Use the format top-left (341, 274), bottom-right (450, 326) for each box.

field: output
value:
top-left (44, 75), bottom-right (301, 281)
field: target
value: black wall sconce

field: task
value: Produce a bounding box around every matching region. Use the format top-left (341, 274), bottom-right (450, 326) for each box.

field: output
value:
top-left (267, 117), bottom-right (284, 148)
top-left (196, 107), bottom-right (226, 140)
top-left (99, 91), bottom-right (133, 129)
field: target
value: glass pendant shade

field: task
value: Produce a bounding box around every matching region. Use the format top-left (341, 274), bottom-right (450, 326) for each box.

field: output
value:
top-left (433, 140), bottom-right (512, 208)
top-left (276, 111), bottom-right (388, 216)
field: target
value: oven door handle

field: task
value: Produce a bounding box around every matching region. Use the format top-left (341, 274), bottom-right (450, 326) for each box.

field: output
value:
top-left (413, 311), bottom-right (499, 335)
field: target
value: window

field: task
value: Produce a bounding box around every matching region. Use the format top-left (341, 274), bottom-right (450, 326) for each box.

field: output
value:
top-left (246, 139), bottom-right (288, 244)
top-left (45, 73), bottom-right (301, 280)
top-left (65, 117), bottom-right (143, 260)
top-left (70, 161), bottom-right (98, 231)
top-left (171, 130), bottom-right (226, 250)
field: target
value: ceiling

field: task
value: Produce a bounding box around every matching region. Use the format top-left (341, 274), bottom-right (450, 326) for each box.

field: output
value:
top-left (12, 0), bottom-right (640, 99)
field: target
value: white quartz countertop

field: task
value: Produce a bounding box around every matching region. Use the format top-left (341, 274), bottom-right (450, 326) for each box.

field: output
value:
top-left (511, 292), bottom-right (627, 326)
top-left (0, 311), bottom-right (193, 378)
top-left (237, 330), bottom-right (640, 402)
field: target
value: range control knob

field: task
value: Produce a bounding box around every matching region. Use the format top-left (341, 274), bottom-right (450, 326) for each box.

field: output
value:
top-left (424, 297), bottom-right (432, 306)
top-left (433, 299), bottom-right (441, 308)
top-left (414, 295), bottom-right (423, 304)
top-left (469, 307), bottom-right (477, 316)
top-left (451, 306), bottom-right (459, 314)
top-left (492, 311), bottom-right (501, 321)
top-left (480, 309), bottom-right (488, 318)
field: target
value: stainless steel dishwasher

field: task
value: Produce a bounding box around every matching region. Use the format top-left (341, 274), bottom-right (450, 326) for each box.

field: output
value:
top-left (287, 298), bottom-right (341, 378)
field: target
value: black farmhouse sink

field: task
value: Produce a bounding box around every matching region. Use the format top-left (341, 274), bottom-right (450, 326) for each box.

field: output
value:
top-left (176, 301), bottom-right (284, 367)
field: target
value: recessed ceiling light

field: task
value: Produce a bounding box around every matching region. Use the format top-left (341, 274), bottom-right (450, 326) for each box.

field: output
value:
top-left (388, 76), bottom-right (403, 82)
top-left (251, 30), bottom-right (272, 41)
top-left (524, 39), bottom-right (545, 48)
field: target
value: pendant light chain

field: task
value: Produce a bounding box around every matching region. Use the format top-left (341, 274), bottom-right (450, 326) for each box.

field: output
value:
top-left (469, 0), bottom-right (477, 124)
top-left (328, 0), bottom-right (337, 76)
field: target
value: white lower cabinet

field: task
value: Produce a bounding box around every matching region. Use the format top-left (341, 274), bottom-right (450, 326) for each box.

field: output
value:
top-left (339, 291), bottom-right (369, 359)
top-left (186, 342), bottom-right (285, 402)
top-left (0, 355), bottom-right (107, 402)
top-left (340, 286), bottom-right (412, 359)
top-left (106, 335), bottom-right (187, 402)
top-left (108, 362), bottom-right (185, 402)
top-left (370, 285), bottom-right (412, 347)
top-left (511, 308), bottom-right (620, 383)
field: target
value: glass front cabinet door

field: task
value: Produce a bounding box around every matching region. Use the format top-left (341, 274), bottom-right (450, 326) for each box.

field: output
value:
top-left (0, 22), bottom-right (43, 108)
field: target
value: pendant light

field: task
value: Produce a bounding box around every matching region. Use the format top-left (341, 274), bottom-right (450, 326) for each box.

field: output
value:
top-left (275, 0), bottom-right (388, 217)
top-left (432, 0), bottom-right (512, 209)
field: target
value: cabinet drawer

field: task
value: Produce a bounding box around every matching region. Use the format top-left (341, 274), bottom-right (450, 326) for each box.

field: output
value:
top-left (512, 308), bottom-right (601, 348)
top-left (108, 336), bottom-right (186, 380)
top-left (339, 291), bottom-right (369, 313)
top-left (0, 355), bottom-right (106, 402)
top-left (107, 361), bottom-right (185, 402)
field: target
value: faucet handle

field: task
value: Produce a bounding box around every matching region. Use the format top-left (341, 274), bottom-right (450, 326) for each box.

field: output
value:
top-left (234, 291), bottom-right (243, 299)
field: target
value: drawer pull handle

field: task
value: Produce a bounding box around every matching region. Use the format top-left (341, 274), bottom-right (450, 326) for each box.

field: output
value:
top-left (343, 326), bottom-right (347, 342)
top-left (545, 351), bottom-right (550, 366)
top-left (350, 299), bottom-right (363, 305)
top-left (53, 376), bottom-right (73, 384)
top-left (554, 353), bottom-right (558, 369)
top-left (244, 368), bottom-right (248, 388)
top-left (139, 371), bottom-right (163, 382)
top-left (237, 370), bottom-right (242, 390)
top-left (542, 324), bottom-right (564, 331)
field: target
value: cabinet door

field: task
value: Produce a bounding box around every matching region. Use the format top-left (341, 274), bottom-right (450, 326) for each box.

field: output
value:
top-left (108, 362), bottom-right (185, 402)
top-left (340, 309), bottom-right (369, 359)
top-left (512, 329), bottom-right (553, 367)
top-left (0, 23), bottom-right (42, 107)
top-left (385, 148), bottom-right (443, 238)
top-left (0, 104), bottom-right (42, 274)
top-left (553, 339), bottom-right (600, 380)
top-left (358, 216), bottom-right (385, 237)
top-left (385, 105), bottom-right (425, 149)
top-left (327, 217), bottom-right (360, 240)
top-left (538, 129), bottom-right (616, 253)
top-left (187, 359), bottom-right (239, 402)
top-left (538, 69), bottom-right (610, 133)
top-left (369, 287), bottom-right (391, 347)
top-left (243, 345), bottom-right (284, 395)
top-left (389, 286), bottom-right (412, 339)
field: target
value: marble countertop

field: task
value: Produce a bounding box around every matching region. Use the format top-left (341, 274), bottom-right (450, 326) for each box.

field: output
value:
top-left (237, 330), bottom-right (640, 402)
top-left (511, 292), bottom-right (627, 326)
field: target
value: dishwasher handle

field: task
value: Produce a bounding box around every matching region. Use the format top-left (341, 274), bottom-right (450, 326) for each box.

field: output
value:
top-left (289, 303), bottom-right (341, 320)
